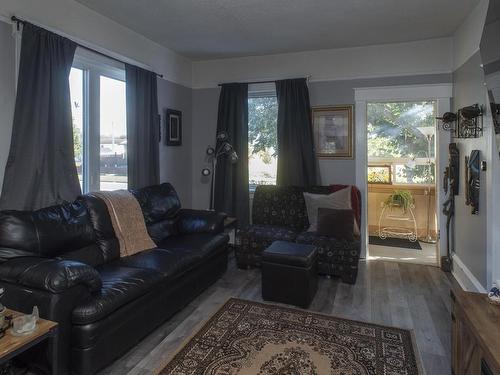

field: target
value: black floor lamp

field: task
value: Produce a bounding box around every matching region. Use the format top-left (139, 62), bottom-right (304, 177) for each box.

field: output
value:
top-left (201, 131), bottom-right (238, 210)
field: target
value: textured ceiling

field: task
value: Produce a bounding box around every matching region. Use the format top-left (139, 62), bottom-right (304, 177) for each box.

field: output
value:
top-left (75, 0), bottom-right (480, 60)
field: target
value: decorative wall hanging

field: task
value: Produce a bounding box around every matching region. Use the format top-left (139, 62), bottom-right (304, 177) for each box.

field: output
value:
top-left (456, 104), bottom-right (483, 139)
top-left (165, 109), bottom-right (182, 146)
top-left (466, 150), bottom-right (480, 215)
top-left (436, 112), bottom-right (457, 133)
top-left (441, 143), bottom-right (460, 272)
top-left (489, 91), bottom-right (500, 158)
top-left (448, 143), bottom-right (460, 196)
top-left (312, 105), bottom-right (353, 159)
top-left (480, 0), bottom-right (500, 157)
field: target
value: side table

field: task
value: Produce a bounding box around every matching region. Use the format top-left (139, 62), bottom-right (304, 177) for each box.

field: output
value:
top-left (0, 309), bottom-right (58, 375)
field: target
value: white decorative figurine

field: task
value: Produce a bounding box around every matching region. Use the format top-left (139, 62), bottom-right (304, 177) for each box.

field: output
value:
top-left (11, 306), bottom-right (39, 336)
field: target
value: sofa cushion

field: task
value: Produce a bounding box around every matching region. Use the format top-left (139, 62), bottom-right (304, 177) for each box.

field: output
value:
top-left (118, 248), bottom-right (199, 279)
top-left (157, 233), bottom-right (229, 261)
top-left (146, 218), bottom-right (178, 244)
top-left (252, 186), bottom-right (308, 231)
top-left (239, 225), bottom-right (298, 244)
top-left (316, 208), bottom-right (355, 241)
top-left (72, 264), bottom-right (163, 325)
top-left (303, 188), bottom-right (352, 232)
top-left (118, 234), bottom-right (227, 279)
top-left (330, 184), bottom-right (362, 229)
top-left (296, 231), bottom-right (360, 263)
top-left (132, 183), bottom-right (181, 225)
top-left (0, 200), bottom-right (105, 265)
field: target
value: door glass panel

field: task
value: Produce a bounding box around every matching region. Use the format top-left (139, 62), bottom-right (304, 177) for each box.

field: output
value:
top-left (99, 75), bottom-right (127, 191)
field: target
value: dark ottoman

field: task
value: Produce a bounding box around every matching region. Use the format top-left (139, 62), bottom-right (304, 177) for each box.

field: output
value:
top-left (262, 241), bottom-right (318, 308)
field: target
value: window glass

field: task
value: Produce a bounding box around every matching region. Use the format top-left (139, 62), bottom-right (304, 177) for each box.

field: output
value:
top-left (248, 96), bottom-right (278, 189)
top-left (70, 56), bottom-right (127, 193)
top-left (99, 75), bottom-right (127, 191)
top-left (367, 101), bottom-right (436, 185)
top-left (69, 68), bottom-right (84, 190)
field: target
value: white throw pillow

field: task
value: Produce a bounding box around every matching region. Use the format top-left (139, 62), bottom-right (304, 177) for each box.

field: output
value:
top-left (303, 187), bottom-right (360, 235)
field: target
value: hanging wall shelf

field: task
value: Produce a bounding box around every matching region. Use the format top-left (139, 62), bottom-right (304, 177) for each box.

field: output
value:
top-left (456, 104), bottom-right (483, 139)
top-left (436, 104), bottom-right (483, 139)
top-left (436, 112), bottom-right (457, 133)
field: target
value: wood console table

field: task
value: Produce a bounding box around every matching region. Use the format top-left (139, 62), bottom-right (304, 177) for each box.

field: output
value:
top-left (451, 289), bottom-right (500, 375)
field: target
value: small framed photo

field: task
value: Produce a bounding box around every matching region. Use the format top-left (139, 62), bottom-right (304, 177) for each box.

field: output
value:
top-left (166, 109), bottom-right (182, 146)
top-left (367, 165), bottom-right (392, 184)
top-left (312, 105), bottom-right (354, 158)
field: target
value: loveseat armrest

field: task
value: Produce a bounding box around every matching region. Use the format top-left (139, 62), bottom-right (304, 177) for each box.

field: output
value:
top-left (0, 257), bottom-right (102, 293)
top-left (177, 209), bottom-right (227, 235)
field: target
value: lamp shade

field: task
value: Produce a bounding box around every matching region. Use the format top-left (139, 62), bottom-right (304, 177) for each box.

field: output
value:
top-left (417, 126), bottom-right (435, 138)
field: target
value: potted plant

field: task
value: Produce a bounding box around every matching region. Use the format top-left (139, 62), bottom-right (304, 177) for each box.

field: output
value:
top-left (383, 190), bottom-right (414, 213)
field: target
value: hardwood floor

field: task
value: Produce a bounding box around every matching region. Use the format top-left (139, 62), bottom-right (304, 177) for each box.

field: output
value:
top-left (97, 255), bottom-right (454, 375)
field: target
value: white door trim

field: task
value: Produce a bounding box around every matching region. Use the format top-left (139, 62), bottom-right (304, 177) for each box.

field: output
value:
top-left (354, 83), bottom-right (453, 259)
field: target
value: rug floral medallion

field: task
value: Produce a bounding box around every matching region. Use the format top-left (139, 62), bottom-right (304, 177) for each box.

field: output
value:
top-left (158, 298), bottom-right (421, 375)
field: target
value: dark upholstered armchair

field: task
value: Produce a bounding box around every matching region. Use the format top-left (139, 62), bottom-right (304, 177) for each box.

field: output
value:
top-left (236, 185), bottom-right (361, 284)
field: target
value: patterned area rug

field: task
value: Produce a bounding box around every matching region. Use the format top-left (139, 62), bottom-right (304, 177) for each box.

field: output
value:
top-left (157, 298), bottom-right (421, 375)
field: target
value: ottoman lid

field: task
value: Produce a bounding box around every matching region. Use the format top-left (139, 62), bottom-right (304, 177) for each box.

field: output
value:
top-left (263, 241), bottom-right (317, 268)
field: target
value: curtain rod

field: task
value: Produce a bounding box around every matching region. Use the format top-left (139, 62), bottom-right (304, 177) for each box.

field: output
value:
top-left (217, 76), bottom-right (311, 87)
top-left (11, 16), bottom-right (164, 78)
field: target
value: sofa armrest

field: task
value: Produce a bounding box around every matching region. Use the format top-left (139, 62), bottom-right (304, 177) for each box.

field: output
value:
top-left (0, 257), bottom-right (102, 293)
top-left (177, 209), bottom-right (227, 235)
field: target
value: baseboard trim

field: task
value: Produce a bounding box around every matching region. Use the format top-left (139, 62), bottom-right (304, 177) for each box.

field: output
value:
top-left (451, 253), bottom-right (487, 293)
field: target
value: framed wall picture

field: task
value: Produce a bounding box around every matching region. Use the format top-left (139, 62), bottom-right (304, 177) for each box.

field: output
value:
top-left (312, 105), bottom-right (354, 158)
top-left (166, 109), bottom-right (182, 146)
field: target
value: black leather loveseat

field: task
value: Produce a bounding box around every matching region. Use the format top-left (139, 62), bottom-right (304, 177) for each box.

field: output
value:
top-left (0, 183), bottom-right (229, 375)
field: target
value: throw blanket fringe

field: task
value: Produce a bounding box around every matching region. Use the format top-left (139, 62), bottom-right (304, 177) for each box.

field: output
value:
top-left (92, 190), bottom-right (156, 257)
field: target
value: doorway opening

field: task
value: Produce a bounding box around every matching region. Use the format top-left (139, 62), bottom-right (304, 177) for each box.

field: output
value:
top-left (366, 101), bottom-right (438, 265)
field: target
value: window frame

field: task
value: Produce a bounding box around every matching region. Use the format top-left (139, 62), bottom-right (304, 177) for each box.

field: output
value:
top-left (248, 84), bottom-right (278, 192)
top-left (71, 49), bottom-right (126, 193)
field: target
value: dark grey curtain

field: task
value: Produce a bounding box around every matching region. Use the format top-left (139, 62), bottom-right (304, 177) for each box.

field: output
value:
top-left (0, 23), bottom-right (80, 210)
top-left (125, 64), bottom-right (159, 190)
top-left (275, 78), bottom-right (317, 186)
top-left (214, 83), bottom-right (249, 227)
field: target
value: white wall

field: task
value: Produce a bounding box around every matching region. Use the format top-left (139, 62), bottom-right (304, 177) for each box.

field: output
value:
top-left (193, 38), bottom-right (454, 89)
top-left (453, 0), bottom-right (490, 71)
top-left (450, 0), bottom-right (499, 292)
top-left (157, 79), bottom-right (193, 206)
top-left (0, 0), bottom-right (192, 87)
top-left (0, 22), bottom-right (15, 192)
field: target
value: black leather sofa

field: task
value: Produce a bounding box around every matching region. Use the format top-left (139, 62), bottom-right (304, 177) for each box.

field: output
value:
top-left (0, 183), bottom-right (229, 375)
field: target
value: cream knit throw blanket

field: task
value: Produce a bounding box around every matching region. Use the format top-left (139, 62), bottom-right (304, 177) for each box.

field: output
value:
top-left (92, 190), bottom-right (156, 257)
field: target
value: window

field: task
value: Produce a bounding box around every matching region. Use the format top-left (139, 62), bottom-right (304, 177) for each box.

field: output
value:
top-left (69, 68), bottom-right (84, 189)
top-left (248, 92), bottom-right (278, 190)
top-left (367, 101), bottom-right (436, 185)
top-left (99, 76), bottom-right (127, 191)
top-left (69, 51), bottom-right (127, 192)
